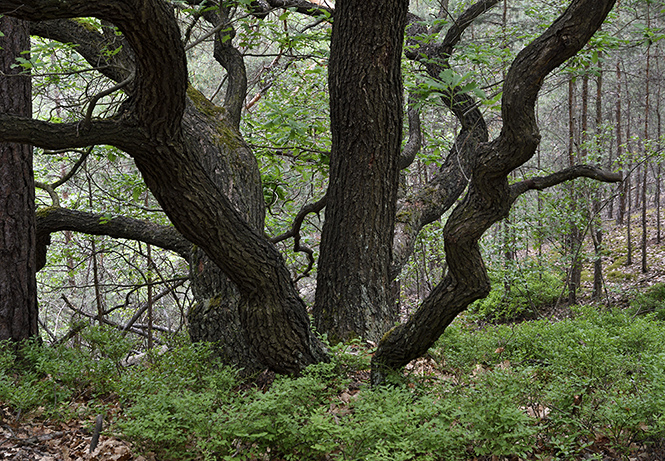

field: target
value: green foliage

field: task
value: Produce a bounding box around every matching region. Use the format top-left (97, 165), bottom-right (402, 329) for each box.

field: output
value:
top-left (438, 307), bottom-right (665, 457)
top-left (2, 307), bottom-right (665, 459)
top-left (0, 326), bottom-right (137, 416)
top-left (469, 266), bottom-right (563, 321)
top-left (630, 282), bottom-right (665, 319)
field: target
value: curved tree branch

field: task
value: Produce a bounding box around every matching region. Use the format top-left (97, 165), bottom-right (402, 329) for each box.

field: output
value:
top-left (271, 194), bottom-right (327, 281)
top-left (30, 19), bottom-right (134, 84)
top-left (398, 92), bottom-right (421, 170)
top-left (439, 0), bottom-right (499, 58)
top-left (373, 0), bottom-right (617, 384)
top-left (264, 0), bottom-right (333, 17)
top-left (81, 71), bottom-right (135, 130)
top-left (185, 1), bottom-right (247, 130)
top-left (391, 2), bottom-right (496, 278)
top-left (212, 8), bottom-right (247, 130)
top-left (0, 114), bottom-right (143, 151)
top-left (50, 147), bottom-right (93, 189)
top-left (510, 165), bottom-right (623, 201)
top-left (35, 206), bottom-right (192, 270)
top-left (0, 0), bottom-right (188, 137)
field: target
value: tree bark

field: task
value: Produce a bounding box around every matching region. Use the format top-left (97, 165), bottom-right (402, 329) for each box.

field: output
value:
top-left (371, 0), bottom-right (618, 384)
top-left (313, 0), bottom-right (408, 343)
top-left (592, 53), bottom-right (604, 300)
top-left (0, 16), bottom-right (38, 342)
top-left (0, 0), bottom-right (327, 375)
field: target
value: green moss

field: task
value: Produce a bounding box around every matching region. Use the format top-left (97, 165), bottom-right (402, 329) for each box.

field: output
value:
top-left (606, 270), bottom-right (636, 282)
top-left (380, 325), bottom-right (399, 344)
top-left (187, 85), bottom-right (226, 119)
top-left (207, 296), bottom-right (223, 309)
top-left (606, 255), bottom-right (628, 272)
top-left (186, 85), bottom-right (243, 150)
top-left (71, 18), bottom-right (101, 33)
top-left (580, 269), bottom-right (592, 283)
top-left (35, 206), bottom-right (58, 218)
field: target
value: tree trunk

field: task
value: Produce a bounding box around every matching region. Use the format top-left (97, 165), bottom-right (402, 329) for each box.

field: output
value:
top-left (371, 0), bottom-right (618, 384)
top-left (616, 62), bottom-right (626, 226)
top-left (626, 76), bottom-right (633, 267)
top-left (641, 15), bottom-right (651, 274)
top-left (313, 0), bottom-right (408, 343)
top-left (567, 74), bottom-right (581, 305)
top-left (0, 16), bottom-right (38, 342)
top-left (183, 93), bottom-right (268, 375)
top-left (0, 0), bottom-right (328, 375)
top-left (592, 53), bottom-right (604, 300)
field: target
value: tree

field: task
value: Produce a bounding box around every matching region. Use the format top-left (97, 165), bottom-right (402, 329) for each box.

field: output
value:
top-left (0, 15), bottom-right (38, 342)
top-left (370, 0), bottom-right (619, 383)
top-left (313, 0), bottom-right (408, 343)
top-left (0, 0), bottom-right (621, 382)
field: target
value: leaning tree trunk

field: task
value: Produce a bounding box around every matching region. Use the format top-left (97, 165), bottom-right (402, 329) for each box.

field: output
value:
top-left (313, 0), bottom-right (408, 343)
top-left (182, 90), bottom-right (267, 375)
top-left (371, 0), bottom-right (618, 385)
top-left (0, 16), bottom-right (38, 342)
top-left (0, 0), bottom-right (327, 375)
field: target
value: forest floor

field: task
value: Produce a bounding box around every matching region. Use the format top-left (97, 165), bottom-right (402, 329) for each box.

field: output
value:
top-left (2, 215), bottom-right (665, 460)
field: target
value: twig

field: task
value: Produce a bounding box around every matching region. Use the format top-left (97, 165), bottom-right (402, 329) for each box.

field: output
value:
top-left (81, 72), bottom-right (135, 131)
top-left (271, 195), bottom-right (327, 281)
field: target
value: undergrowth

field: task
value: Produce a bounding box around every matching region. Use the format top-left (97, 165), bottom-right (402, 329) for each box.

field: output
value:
top-left (1, 306), bottom-right (664, 460)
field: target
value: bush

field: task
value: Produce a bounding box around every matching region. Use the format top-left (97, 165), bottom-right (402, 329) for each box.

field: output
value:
top-left (631, 282), bottom-right (665, 319)
top-left (469, 267), bottom-right (563, 321)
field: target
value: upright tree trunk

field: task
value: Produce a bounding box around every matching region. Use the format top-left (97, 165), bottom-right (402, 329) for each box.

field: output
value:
top-left (641, 10), bottom-right (651, 274)
top-left (182, 94), bottom-right (269, 375)
top-left (657, 70), bottom-right (662, 244)
top-left (592, 53), bottom-right (604, 299)
top-left (314, 0), bottom-right (408, 343)
top-left (567, 75), bottom-right (581, 304)
top-left (626, 75), bottom-right (633, 267)
top-left (616, 62), bottom-right (626, 226)
top-left (0, 17), bottom-right (38, 342)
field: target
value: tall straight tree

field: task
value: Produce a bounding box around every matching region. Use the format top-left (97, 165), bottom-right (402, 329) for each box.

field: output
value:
top-left (313, 0), bottom-right (408, 343)
top-left (0, 16), bottom-right (38, 342)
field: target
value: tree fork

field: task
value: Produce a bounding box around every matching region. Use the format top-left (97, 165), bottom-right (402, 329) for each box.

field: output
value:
top-left (371, 0), bottom-right (617, 385)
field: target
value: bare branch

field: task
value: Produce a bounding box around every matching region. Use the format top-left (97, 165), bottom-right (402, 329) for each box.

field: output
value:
top-left (398, 92), bottom-right (421, 170)
top-left (510, 165), bottom-right (623, 201)
top-left (264, 0), bottom-right (333, 17)
top-left (81, 71), bottom-right (134, 131)
top-left (30, 19), bottom-right (134, 84)
top-left (1, 0), bottom-right (188, 137)
top-left (61, 295), bottom-right (164, 343)
top-left (122, 279), bottom-right (186, 332)
top-left (0, 113), bottom-right (144, 151)
top-left (439, 0), bottom-right (500, 57)
top-left (51, 147), bottom-right (93, 189)
top-left (36, 207), bottom-right (192, 272)
top-left (271, 195), bottom-right (327, 280)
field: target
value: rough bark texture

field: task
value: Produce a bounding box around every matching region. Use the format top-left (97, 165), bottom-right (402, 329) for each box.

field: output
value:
top-left (0, 0), bottom-right (327, 375)
top-left (371, 0), bottom-right (618, 385)
top-left (0, 16), bottom-right (38, 342)
top-left (313, 0), bottom-right (408, 343)
top-left (182, 89), bottom-right (268, 376)
top-left (390, 3), bottom-right (496, 279)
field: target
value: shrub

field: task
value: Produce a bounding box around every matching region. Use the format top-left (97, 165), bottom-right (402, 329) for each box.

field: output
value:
top-left (631, 282), bottom-right (665, 319)
top-left (469, 267), bottom-right (563, 321)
